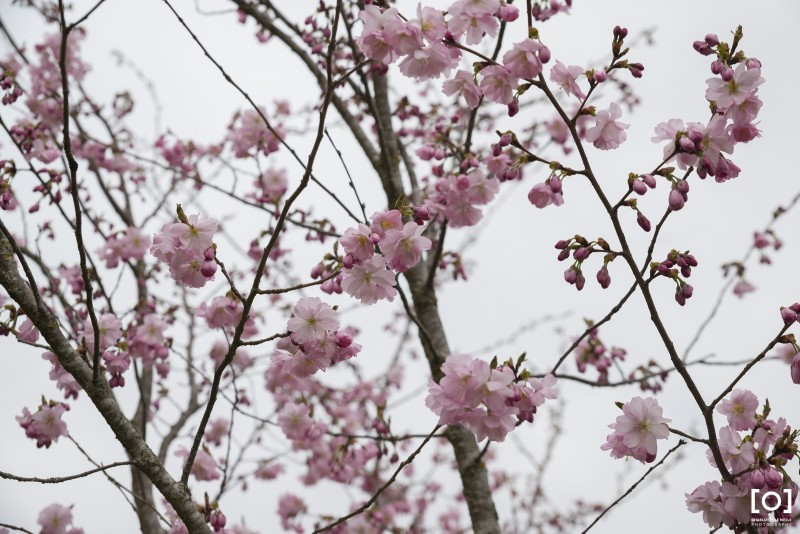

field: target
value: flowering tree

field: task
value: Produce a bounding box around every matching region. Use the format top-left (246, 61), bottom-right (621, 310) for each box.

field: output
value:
top-left (0, 0), bottom-right (798, 533)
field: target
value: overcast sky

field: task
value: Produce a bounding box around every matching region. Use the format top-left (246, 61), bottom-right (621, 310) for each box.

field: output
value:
top-left (1, 0), bottom-right (799, 532)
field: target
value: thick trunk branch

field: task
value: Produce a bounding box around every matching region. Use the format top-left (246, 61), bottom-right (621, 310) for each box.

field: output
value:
top-left (0, 232), bottom-right (211, 533)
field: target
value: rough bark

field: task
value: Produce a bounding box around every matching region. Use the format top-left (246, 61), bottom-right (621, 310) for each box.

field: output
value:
top-left (372, 74), bottom-right (502, 534)
top-left (0, 232), bottom-right (211, 534)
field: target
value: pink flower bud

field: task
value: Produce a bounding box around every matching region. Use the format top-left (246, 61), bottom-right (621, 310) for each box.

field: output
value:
top-left (704, 34), bottom-right (719, 46)
top-left (668, 189), bottom-right (685, 211)
top-left (575, 273), bottom-right (586, 291)
top-left (342, 254), bottom-right (355, 269)
top-left (557, 249), bottom-right (570, 261)
top-left (538, 46), bottom-right (551, 64)
top-left (751, 469), bottom-right (766, 489)
top-left (721, 67), bottom-right (734, 82)
top-left (682, 284), bottom-right (694, 299)
top-left (412, 206), bottom-right (430, 221)
top-left (711, 60), bottom-right (724, 74)
top-left (554, 240), bottom-right (569, 249)
top-left (499, 133), bottom-right (512, 147)
top-left (507, 99), bottom-right (520, 117)
top-left (335, 331), bottom-right (353, 348)
top-left (637, 212), bottom-right (651, 232)
top-left (548, 175), bottom-right (563, 194)
top-left (746, 58), bottom-right (762, 69)
top-left (200, 260), bottom-right (217, 278)
top-left (564, 268), bottom-right (578, 284)
top-left (790, 303), bottom-right (800, 313)
top-left (203, 247), bottom-right (216, 261)
top-left (498, 4), bottom-right (520, 22)
top-left (594, 70), bottom-right (607, 83)
top-left (765, 467), bottom-right (783, 489)
top-left (781, 307), bottom-right (798, 324)
top-left (791, 354), bottom-right (800, 385)
top-left (310, 263), bottom-right (324, 279)
top-left (573, 247), bottom-right (591, 261)
top-left (679, 136), bottom-right (696, 152)
top-left (596, 265), bottom-right (611, 289)
top-left (632, 180), bottom-right (647, 195)
top-left (693, 41), bottom-right (713, 55)
top-left (641, 174), bottom-right (656, 188)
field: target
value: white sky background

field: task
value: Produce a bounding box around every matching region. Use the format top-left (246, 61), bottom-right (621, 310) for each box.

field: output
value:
top-left (1, 0), bottom-right (799, 532)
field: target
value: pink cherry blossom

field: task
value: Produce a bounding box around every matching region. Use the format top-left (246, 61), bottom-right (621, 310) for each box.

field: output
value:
top-left (479, 65), bottom-right (517, 105)
top-left (586, 103), bottom-right (629, 150)
top-left (443, 70), bottom-right (483, 109)
top-left (198, 294), bottom-right (244, 329)
top-left (18, 317), bottom-right (39, 343)
top-left (42, 352), bottom-right (81, 399)
top-left (369, 209), bottom-right (403, 238)
top-left (685, 481), bottom-right (725, 529)
top-left (341, 254), bottom-right (398, 304)
top-left (448, 0), bottom-right (500, 45)
top-left (399, 42), bottom-right (458, 80)
top-left (503, 39), bottom-right (547, 79)
top-left (286, 297), bottom-right (339, 345)
top-left (550, 60), bottom-right (585, 99)
top-left (705, 63), bottom-right (764, 110)
top-left (176, 447), bottom-right (220, 481)
top-left (17, 400), bottom-right (70, 448)
top-left (381, 221), bottom-right (432, 273)
top-left (37, 503), bottom-right (81, 534)
top-left (717, 389), bottom-right (759, 431)
top-left (602, 396), bottom-right (671, 463)
top-left (82, 313), bottom-right (122, 351)
top-left (339, 223), bottom-right (376, 261)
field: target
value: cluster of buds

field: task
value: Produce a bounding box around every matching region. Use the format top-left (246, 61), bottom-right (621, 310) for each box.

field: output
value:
top-left (693, 27), bottom-right (759, 75)
top-left (628, 360), bottom-right (669, 393)
top-left (198, 495), bottom-right (226, 533)
top-left (0, 62), bottom-right (22, 105)
top-left (556, 235), bottom-right (617, 290)
top-left (650, 249), bottom-right (698, 306)
top-left (574, 324), bottom-right (627, 383)
top-left (610, 26), bottom-right (645, 78)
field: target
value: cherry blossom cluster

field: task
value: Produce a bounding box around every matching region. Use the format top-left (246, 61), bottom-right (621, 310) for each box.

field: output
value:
top-left (426, 353), bottom-right (557, 442)
top-left (338, 209), bottom-right (432, 304)
top-left (97, 227), bottom-right (150, 268)
top-left (36, 503), bottom-right (84, 534)
top-left (16, 398), bottom-right (70, 448)
top-left (685, 391), bottom-right (799, 530)
top-left (573, 325), bottom-right (627, 383)
top-left (601, 396), bottom-right (671, 463)
top-left (150, 209), bottom-right (219, 288)
top-left (654, 30), bottom-right (764, 183)
top-left (273, 297), bottom-right (362, 378)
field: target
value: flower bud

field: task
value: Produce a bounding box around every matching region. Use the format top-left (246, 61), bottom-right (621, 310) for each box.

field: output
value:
top-left (549, 175), bottom-right (563, 194)
top-left (637, 212), bottom-right (651, 232)
top-left (781, 307), bottom-right (798, 324)
top-left (641, 173), bottom-right (656, 188)
top-left (746, 58), bottom-right (762, 69)
top-left (679, 136), bottom-right (696, 152)
top-left (203, 247), bottom-right (216, 261)
top-left (594, 69), bottom-right (607, 83)
top-left (200, 260), bottom-right (217, 278)
top-left (668, 189), bottom-right (685, 211)
top-left (704, 33), bottom-right (719, 46)
top-left (765, 467), bottom-right (783, 489)
top-left (507, 99), bottom-right (520, 117)
top-left (693, 41), bottom-right (713, 55)
top-left (555, 239), bottom-right (569, 249)
top-left (564, 268), bottom-right (578, 284)
top-left (711, 60), bottom-right (724, 75)
top-left (573, 247), bottom-right (591, 261)
top-left (721, 67), bottom-right (734, 82)
top-left (750, 469), bottom-right (766, 489)
top-left (342, 254), bottom-right (355, 269)
top-left (597, 265), bottom-right (611, 289)
top-left (538, 46), bottom-right (551, 64)
top-left (498, 4), bottom-right (520, 22)
top-left (682, 284), bottom-right (694, 299)
top-left (632, 180), bottom-right (647, 195)
top-left (335, 331), bottom-right (353, 348)
top-left (575, 272), bottom-right (586, 291)
top-left (310, 263), bottom-right (324, 279)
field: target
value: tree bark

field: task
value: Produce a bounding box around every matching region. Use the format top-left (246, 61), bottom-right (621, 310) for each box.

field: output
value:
top-left (0, 233), bottom-right (211, 534)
